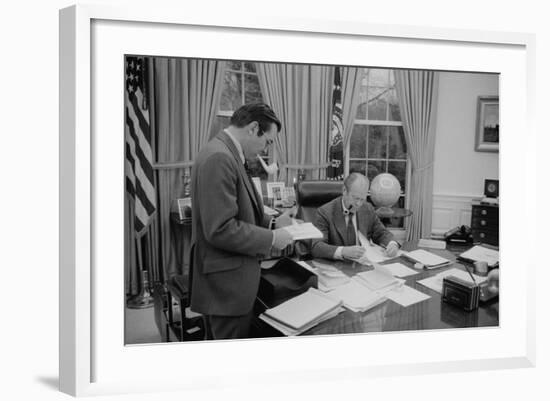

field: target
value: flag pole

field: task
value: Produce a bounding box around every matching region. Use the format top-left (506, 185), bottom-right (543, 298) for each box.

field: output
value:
top-left (127, 233), bottom-right (154, 309)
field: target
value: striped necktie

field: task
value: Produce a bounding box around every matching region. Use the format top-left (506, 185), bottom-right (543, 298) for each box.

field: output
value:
top-left (346, 212), bottom-right (356, 246)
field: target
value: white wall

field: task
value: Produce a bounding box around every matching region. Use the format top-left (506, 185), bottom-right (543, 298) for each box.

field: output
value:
top-left (431, 72), bottom-right (499, 233)
top-left (433, 72), bottom-right (499, 196)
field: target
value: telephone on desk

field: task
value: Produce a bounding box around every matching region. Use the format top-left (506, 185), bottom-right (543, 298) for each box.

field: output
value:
top-left (444, 225), bottom-right (473, 244)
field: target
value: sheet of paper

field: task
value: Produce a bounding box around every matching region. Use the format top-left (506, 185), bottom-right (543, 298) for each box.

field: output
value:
top-left (383, 262), bottom-right (419, 278)
top-left (354, 231), bottom-right (394, 265)
top-left (386, 285), bottom-right (431, 307)
top-left (417, 276), bottom-right (444, 293)
top-left (282, 222), bottom-right (323, 240)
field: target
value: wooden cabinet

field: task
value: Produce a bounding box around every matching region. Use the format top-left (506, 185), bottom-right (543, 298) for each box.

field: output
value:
top-left (471, 203), bottom-right (499, 246)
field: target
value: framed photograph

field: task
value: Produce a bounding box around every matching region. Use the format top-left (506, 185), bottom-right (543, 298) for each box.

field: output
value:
top-left (475, 96), bottom-right (500, 152)
top-left (266, 182), bottom-right (285, 199)
top-left (59, 3), bottom-right (535, 397)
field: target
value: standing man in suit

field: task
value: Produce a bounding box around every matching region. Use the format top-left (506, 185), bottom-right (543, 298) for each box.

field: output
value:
top-left (190, 102), bottom-right (294, 340)
top-left (311, 172), bottom-right (400, 261)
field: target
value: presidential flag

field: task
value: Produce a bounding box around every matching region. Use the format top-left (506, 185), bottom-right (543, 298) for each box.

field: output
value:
top-left (327, 66), bottom-right (344, 180)
top-left (125, 56), bottom-right (156, 235)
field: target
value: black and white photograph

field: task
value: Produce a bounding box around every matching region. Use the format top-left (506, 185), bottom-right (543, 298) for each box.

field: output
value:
top-left (124, 56), bottom-right (500, 344)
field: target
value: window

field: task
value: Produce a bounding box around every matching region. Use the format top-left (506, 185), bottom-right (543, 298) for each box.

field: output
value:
top-left (347, 69), bottom-right (408, 228)
top-left (210, 61), bottom-right (267, 177)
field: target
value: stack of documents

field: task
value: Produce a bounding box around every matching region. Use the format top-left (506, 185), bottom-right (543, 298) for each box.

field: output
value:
top-left (417, 267), bottom-right (487, 294)
top-left (311, 261), bottom-right (350, 290)
top-left (354, 264), bottom-right (405, 292)
top-left (282, 222), bottom-right (323, 240)
top-left (259, 288), bottom-right (343, 335)
top-left (326, 279), bottom-right (387, 312)
top-left (403, 249), bottom-right (452, 269)
top-left (457, 245), bottom-right (499, 267)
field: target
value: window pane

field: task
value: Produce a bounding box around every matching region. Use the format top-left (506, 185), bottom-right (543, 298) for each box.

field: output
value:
top-left (350, 125), bottom-right (367, 158)
top-left (244, 74), bottom-right (262, 103)
top-left (387, 88), bottom-right (401, 121)
top-left (366, 160), bottom-right (386, 181)
top-left (356, 89), bottom-right (368, 119)
top-left (389, 70), bottom-right (396, 86)
top-left (220, 72), bottom-right (242, 111)
top-left (368, 126), bottom-right (387, 159)
top-left (227, 61), bottom-right (241, 71)
top-left (244, 62), bottom-right (256, 73)
top-left (388, 161), bottom-right (407, 193)
top-left (349, 160), bottom-right (366, 176)
top-left (367, 87), bottom-right (387, 120)
top-left (367, 69), bottom-right (389, 87)
top-left (388, 126), bottom-right (407, 159)
top-left (209, 116), bottom-right (231, 140)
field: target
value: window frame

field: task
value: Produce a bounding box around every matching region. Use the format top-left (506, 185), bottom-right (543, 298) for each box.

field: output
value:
top-left (345, 68), bottom-right (410, 229)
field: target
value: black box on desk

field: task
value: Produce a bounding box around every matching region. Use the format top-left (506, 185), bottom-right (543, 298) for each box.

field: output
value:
top-left (442, 275), bottom-right (480, 311)
top-left (257, 257), bottom-right (317, 310)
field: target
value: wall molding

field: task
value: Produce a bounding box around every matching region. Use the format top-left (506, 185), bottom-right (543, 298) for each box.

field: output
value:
top-left (431, 193), bottom-right (477, 236)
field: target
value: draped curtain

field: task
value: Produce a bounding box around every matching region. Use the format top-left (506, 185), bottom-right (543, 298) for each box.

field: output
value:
top-left (340, 67), bottom-right (363, 154)
top-left (256, 63), bottom-right (333, 185)
top-left (152, 58), bottom-right (226, 278)
top-left (394, 70), bottom-right (440, 241)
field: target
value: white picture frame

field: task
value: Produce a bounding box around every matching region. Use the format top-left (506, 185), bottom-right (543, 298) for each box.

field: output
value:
top-left (266, 181), bottom-right (286, 202)
top-left (59, 3), bottom-right (536, 397)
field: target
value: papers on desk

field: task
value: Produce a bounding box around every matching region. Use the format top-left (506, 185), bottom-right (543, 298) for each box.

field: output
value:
top-left (325, 278), bottom-right (387, 312)
top-left (458, 245), bottom-right (499, 267)
top-left (354, 263), bottom-right (405, 292)
top-left (352, 232), bottom-right (403, 265)
top-left (260, 288), bottom-right (343, 334)
top-left (417, 267), bottom-right (488, 294)
top-left (383, 262), bottom-right (419, 278)
top-left (385, 285), bottom-right (431, 307)
top-left (311, 261), bottom-right (350, 290)
top-left (402, 249), bottom-right (452, 269)
top-left (282, 222), bottom-right (323, 240)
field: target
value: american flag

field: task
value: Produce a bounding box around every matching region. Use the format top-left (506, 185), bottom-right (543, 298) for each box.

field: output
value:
top-left (327, 66), bottom-right (344, 179)
top-left (125, 56), bottom-right (156, 235)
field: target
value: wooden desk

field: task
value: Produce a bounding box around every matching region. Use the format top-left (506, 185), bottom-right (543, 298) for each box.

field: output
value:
top-left (252, 241), bottom-right (498, 337)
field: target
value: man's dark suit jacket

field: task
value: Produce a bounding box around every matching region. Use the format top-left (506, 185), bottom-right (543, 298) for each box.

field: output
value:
top-left (311, 196), bottom-right (394, 260)
top-left (190, 131), bottom-right (273, 317)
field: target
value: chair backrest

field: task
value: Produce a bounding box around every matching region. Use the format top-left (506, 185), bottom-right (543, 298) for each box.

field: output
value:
top-left (295, 180), bottom-right (343, 222)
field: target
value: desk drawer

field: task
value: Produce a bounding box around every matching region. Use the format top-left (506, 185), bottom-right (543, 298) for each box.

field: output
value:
top-left (471, 216), bottom-right (499, 229)
top-left (472, 229), bottom-right (499, 246)
top-left (472, 205), bottom-right (499, 219)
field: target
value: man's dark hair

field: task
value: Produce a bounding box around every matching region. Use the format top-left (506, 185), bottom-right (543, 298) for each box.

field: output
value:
top-left (230, 102), bottom-right (282, 135)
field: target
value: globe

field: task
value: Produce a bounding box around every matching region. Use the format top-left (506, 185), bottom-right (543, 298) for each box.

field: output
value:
top-left (370, 173), bottom-right (401, 215)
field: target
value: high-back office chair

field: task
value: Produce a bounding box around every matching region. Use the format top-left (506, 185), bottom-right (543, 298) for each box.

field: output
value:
top-left (295, 180), bottom-right (344, 222)
top-left (294, 180), bottom-right (343, 259)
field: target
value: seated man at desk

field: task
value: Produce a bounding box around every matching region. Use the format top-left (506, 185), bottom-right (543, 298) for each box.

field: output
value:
top-left (311, 172), bottom-right (399, 261)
